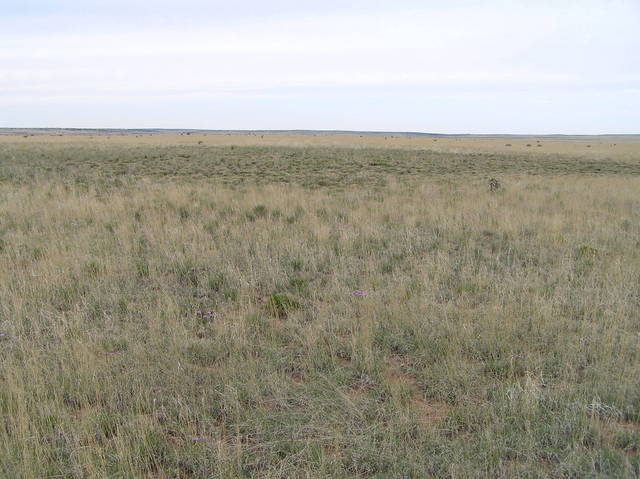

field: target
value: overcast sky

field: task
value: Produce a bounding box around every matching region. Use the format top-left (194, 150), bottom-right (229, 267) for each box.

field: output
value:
top-left (1, 0), bottom-right (639, 133)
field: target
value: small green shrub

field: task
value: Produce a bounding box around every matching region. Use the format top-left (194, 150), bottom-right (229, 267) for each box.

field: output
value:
top-left (265, 294), bottom-right (300, 318)
top-left (178, 205), bottom-right (190, 220)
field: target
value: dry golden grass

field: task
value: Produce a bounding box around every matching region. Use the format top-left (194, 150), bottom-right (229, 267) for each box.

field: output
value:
top-left (1, 138), bottom-right (640, 477)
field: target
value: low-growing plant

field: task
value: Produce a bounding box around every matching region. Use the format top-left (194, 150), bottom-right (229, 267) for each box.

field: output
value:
top-left (265, 293), bottom-right (300, 318)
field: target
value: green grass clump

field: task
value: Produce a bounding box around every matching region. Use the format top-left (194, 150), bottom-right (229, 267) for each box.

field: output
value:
top-left (265, 293), bottom-right (300, 318)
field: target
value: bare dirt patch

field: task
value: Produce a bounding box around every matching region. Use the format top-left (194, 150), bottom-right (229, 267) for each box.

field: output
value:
top-left (385, 356), bottom-right (449, 429)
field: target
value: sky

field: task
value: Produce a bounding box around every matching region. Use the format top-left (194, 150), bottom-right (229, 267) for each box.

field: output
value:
top-left (1, 0), bottom-right (639, 133)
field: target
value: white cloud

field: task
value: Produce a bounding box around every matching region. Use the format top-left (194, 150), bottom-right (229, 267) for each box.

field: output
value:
top-left (1, 1), bottom-right (638, 132)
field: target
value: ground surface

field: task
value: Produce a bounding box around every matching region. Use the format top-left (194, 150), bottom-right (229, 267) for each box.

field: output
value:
top-left (1, 133), bottom-right (640, 478)
top-left (2, 130), bottom-right (640, 161)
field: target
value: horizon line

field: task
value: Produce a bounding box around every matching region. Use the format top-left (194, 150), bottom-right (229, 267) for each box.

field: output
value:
top-left (1, 128), bottom-right (638, 138)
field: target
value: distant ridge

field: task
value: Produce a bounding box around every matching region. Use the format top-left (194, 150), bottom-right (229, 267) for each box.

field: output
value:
top-left (0, 128), bottom-right (637, 140)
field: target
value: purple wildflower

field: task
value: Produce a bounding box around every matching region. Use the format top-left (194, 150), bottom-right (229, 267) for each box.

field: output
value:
top-left (191, 436), bottom-right (208, 441)
top-left (197, 311), bottom-right (215, 320)
top-left (352, 290), bottom-right (368, 296)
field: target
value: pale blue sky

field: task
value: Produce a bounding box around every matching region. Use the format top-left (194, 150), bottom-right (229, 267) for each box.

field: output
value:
top-left (1, 1), bottom-right (639, 133)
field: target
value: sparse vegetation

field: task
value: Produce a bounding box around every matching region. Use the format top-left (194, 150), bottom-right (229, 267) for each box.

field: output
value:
top-left (2, 142), bottom-right (640, 188)
top-left (1, 137), bottom-right (640, 477)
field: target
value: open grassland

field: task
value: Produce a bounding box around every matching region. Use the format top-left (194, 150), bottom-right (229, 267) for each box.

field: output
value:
top-left (1, 138), bottom-right (640, 477)
top-left (2, 142), bottom-right (640, 188)
top-left (2, 131), bottom-right (640, 161)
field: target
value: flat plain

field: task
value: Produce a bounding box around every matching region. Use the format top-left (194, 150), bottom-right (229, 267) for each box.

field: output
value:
top-left (3, 130), bottom-right (639, 160)
top-left (1, 132), bottom-right (640, 478)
